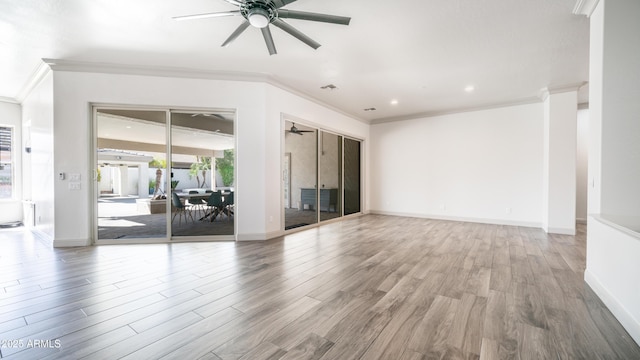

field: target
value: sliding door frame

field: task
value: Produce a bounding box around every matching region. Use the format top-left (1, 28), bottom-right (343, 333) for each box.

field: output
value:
top-left (281, 114), bottom-right (365, 233)
top-left (92, 103), bottom-right (237, 245)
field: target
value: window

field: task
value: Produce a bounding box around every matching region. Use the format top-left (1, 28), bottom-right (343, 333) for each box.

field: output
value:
top-left (0, 126), bottom-right (13, 199)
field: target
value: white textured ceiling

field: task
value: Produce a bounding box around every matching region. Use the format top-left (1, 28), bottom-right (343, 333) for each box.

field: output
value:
top-left (0, 0), bottom-right (589, 122)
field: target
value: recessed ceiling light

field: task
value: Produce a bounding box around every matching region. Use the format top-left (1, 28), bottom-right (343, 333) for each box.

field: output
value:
top-left (390, 99), bottom-right (399, 105)
top-left (126, 126), bottom-right (132, 129)
top-left (465, 85), bottom-right (475, 93)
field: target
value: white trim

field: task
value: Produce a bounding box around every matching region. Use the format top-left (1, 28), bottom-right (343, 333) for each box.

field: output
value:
top-left (41, 58), bottom-right (368, 124)
top-left (368, 210), bottom-right (542, 229)
top-left (0, 96), bottom-right (18, 104)
top-left (585, 269), bottom-right (640, 345)
top-left (573, 0), bottom-right (600, 17)
top-left (593, 214), bottom-right (640, 239)
top-left (538, 82), bottom-right (587, 101)
top-left (544, 227), bottom-right (576, 235)
top-left (370, 97), bottom-right (541, 124)
top-left (237, 230), bottom-right (283, 241)
top-left (15, 60), bottom-right (53, 102)
top-left (54, 238), bottom-right (92, 247)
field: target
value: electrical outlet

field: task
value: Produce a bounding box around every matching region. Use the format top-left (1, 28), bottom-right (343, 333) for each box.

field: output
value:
top-left (69, 182), bottom-right (81, 190)
top-left (506, 207), bottom-right (512, 214)
top-left (70, 173), bottom-right (81, 181)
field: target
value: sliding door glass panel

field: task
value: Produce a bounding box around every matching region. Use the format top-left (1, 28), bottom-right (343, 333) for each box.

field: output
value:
top-left (284, 121), bottom-right (318, 230)
top-left (96, 109), bottom-right (167, 240)
top-left (344, 138), bottom-right (361, 215)
top-left (319, 131), bottom-right (342, 222)
top-left (170, 111), bottom-right (235, 236)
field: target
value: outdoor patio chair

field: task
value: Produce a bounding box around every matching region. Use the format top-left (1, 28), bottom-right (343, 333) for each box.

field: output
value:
top-left (171, 192), bottom-right (193, 225)
top-left (205, 191), bottom-right (225, 222)
top-left (187, 190), bottom-right (206, 218)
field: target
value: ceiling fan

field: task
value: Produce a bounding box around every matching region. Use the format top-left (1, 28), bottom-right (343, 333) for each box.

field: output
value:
top-left (287, 123), bottom-right (314, 135)
top-left (173, 0), bottom-right (351, 55)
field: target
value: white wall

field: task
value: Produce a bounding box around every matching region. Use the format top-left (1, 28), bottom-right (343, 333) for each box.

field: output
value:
top-left (586, 0), bottom-right (640, 346)
top-left (0, 101), bottom-right (22, 224)
top-left (586, 216), bottom-right (640, 345)
top-left (52, 71), bottom-right (268, 245)
top-left (599, 1), bottom-right (640, 219)
top-left (370, 103), bottom-right (544, 227)
top-left (21, 73), bottom-right (55, 238)
top-left (40, 65), bottom-right (367, 245)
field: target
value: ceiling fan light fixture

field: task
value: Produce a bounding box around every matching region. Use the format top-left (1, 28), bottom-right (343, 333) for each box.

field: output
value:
top-left (248, 8), bottom-right (270, 28)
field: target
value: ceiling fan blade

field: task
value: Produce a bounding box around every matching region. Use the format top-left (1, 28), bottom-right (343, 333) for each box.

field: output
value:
top-left (261, 26), bottom-right (277, 55)
top-left (277, 10), bottom-right (351, 25)
top-left (221, 0), bottom-right (244, 6)
top-left (221, 21), bottom-right (250, 47)
top-left (172, 10), bottom-right (241, 21)
top-left (271, 0), bottom-right (297, 8)
top-left (271, 19), bottom-right (321, 49)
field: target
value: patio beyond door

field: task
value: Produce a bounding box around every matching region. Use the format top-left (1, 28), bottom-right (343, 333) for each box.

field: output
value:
top-left (94, 107), bottom-right (236, 243)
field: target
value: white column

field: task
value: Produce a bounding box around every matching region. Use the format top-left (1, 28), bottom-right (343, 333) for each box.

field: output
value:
top-left (118, 165), bottom-right (128, 196)
top-left (138, 162), bottom-right (149, 198)
top-left (541, 88), bottom-right (578, 235)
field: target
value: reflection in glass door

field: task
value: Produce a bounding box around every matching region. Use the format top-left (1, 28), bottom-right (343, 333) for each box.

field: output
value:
top-left (284, 121), bottom-right (318, 230)
top-left (170, 111), bottom-right (235, 237)
top-left (283, 119), bottom-right (362, 231)
top-left (344, 138), bottom-right (361, 215)
top-left (96, 109), bottom-right (168, 240)
top-left (319, 131), bottom-right (342, 222)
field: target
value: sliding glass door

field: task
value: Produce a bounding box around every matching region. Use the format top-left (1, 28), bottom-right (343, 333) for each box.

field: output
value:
top-left (96, 109), bottom-right (168, 240)
top-left (283, 119), bottom-right (362, 231)
top-left (284, 121), bottom-right (318, 230)
top-left (319, 131), bottom-right (342, 222)
top-left (95, 107), bottom-right (235, 243)
top-left (344, 137), bottom-right (361, 215)
top-left (170, 111), bottom-right (235, 236)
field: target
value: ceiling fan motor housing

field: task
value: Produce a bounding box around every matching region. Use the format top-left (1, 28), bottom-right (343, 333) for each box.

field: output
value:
top-left (241, 1), bottom-right (277, 28)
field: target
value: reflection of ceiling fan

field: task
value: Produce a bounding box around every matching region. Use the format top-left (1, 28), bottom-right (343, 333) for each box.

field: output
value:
top-left (190, 113), bottom-right (226, 121)
top-left (173, 0), bottom-right (351, 55)
top-left (287, 123), bottom-right (314, 135)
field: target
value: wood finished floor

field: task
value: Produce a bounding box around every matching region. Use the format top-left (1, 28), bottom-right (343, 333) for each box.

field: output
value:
top-left (1, 215), bottom-right (639, 359)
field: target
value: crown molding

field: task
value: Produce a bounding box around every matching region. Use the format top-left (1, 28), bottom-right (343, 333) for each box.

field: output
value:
top-left (42, 58), bottom-right (275, 83)
top-left (38, 59), bottom-right (368, 124)
top-left (0, 96), bottom-right (18, 104)
top-left (538, 81), bottom-right (588, 101)
top-left (370, 96), bottom-right (541, 125)
top-left (573, 0), bottom-right (600, 17)
top-left (15, 60), bottom-right (53, 103)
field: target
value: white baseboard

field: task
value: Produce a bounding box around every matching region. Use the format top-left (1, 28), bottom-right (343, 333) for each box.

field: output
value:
top-left (545, 226), bottom-right (576, 235)
top-left (54, 238), bottom-right (91, 247)
top-left (368, 210), bottom-right (542, 229)
top-left (585, 269), bottom-right (640, 346)
top-left (236, 230), bottom-right (283, 241)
